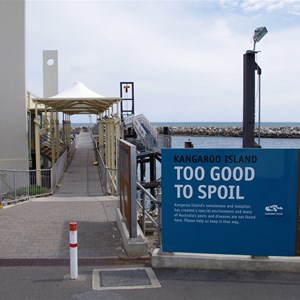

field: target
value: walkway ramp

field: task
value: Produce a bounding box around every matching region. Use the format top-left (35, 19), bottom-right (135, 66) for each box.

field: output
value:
top-left (0, 132), bottom-right (129, 261)
top-left (55, 132), bottom-right (104, 197)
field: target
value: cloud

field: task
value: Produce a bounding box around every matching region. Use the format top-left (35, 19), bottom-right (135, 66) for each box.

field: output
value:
top-left (26, 1), bottom-right (300, 122)
top-left (219, 0), bottom-right (300, 14)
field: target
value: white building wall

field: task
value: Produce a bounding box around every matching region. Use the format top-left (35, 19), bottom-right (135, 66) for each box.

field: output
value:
top-left (0, 0), bottom-right (29, 170)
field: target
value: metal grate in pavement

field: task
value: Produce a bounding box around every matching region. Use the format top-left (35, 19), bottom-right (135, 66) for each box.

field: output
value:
top-left (92, 267), bottom-right (161, 290)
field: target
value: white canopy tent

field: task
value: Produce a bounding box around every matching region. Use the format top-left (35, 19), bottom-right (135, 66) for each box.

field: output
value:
top-left (33, 81), bottom-right (121, 115)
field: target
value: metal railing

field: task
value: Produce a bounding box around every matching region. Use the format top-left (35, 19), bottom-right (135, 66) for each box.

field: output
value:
top-left (92, 135), bottom-right (117, 196)
top-left (0, 149), bottom-right (68, 206)
top-left (137, 182), bottom-right (162, 247)
top-left (50, 149), bottom-right (68, 192)
top-left (124, 114), bottom-right (172, 152)
top-left (136, 114), bottom-right (158, 141)
top-left (157, 133), bottom-right (172, 150)
top-left (94, 147), bottom-right (117, 195)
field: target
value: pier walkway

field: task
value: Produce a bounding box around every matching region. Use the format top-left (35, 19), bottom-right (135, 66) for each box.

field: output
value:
top-left (0, 132), bottom-right (131, 263)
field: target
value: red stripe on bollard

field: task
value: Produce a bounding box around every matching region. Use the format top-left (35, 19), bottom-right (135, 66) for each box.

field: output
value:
top-left (70, 243), bottom-right (78, 248)
top-left (69, 222), bottom-right (77, 231)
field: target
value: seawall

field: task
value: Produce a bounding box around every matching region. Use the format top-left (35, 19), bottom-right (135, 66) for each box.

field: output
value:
top-left (155, 126), bottom-right (300, 138)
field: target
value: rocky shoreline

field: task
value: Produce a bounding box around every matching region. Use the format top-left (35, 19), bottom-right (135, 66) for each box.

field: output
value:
top-left (155, 126), bottom-right (300, 139)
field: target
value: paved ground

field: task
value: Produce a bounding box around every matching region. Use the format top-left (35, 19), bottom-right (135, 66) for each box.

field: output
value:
top-left (1, 266), bottom-right (300, 300)
top-left (0, 197), bottom-right (125, 259)
top-left (0, 133), bottom-right (127, 260)
top-left (55, 133), bottom-right (103, 197)
top-left (2, 133), bottom-right (300, 299)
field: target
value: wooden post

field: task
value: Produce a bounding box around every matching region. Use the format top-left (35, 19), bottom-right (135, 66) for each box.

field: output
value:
top-left (114, 116), bottom-right (121, 184)
top-left (51, 110), bottom-right (55, 165)
top-left (67, 118), bottom-right (71, 149)
top-left (34, 104), bottom-right (41, 186)
top-left (56, 118), bottom-right (60, 160)
top-left (98, 115), bottom-right (104, 157)
top-left (105, 118), bottom-right (110, 169)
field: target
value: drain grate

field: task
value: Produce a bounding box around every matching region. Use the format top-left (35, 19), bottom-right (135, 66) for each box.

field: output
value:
top-left (92, 267), bottom-right (161, 290)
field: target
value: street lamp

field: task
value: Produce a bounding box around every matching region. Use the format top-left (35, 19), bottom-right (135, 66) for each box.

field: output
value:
top-left (253, 27), bottom-right (268, 51)
top-left (243, 27), bottom-right (268, 148)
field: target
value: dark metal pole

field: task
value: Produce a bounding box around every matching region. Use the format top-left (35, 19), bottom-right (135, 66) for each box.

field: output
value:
top-left (243, 50), bottom-right (258, 148)
top-left (150, 155), bottom-right (156, 210)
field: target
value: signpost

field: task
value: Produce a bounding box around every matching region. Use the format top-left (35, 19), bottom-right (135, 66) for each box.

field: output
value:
top-left (162, 149), bottom-right (300, 256)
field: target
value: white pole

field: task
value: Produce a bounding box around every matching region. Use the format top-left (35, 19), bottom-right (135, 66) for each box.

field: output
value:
top-left (69, 221), bottom-right (78, 280)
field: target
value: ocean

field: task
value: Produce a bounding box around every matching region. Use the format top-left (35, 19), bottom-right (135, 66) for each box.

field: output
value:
top-left (151, 121), bottom-right (300, 128)
top-left (171, 135), bottom-right (300, 149)
top-left (73, 121), bottom-right (300, 129)
top-left (73, 122), bottom-right (300, 149)
top-left (153, 122), bottom-right (300, 149)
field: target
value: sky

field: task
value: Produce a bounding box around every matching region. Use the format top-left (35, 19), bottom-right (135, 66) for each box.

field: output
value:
top-left (25, 0), bottom-right (300, 123)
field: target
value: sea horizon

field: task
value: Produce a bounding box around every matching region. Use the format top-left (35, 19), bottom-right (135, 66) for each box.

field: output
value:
top-left (71, 121), bottom-right (300, 128)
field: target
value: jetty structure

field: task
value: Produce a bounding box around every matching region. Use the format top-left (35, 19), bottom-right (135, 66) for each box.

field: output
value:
top-left (0, 2), bottom-right (170, 253)
top-left (1, 51), bottom-right (167, 256)
top-left (1, 58), bottom-right (120, 199)
top-left (0, 3), bottom-right (170, 258)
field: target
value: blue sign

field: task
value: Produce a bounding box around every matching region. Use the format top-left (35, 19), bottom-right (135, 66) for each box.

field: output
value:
top-left (162, 149), bottom-right (299, 256)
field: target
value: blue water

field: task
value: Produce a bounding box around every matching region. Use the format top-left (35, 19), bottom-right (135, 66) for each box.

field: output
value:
top-left (152, 121), bottom-right (300, 128)
top-left (171, 136), bottom-right (300, 149)
top-left (72, 121), bottom-right (300, 148)
top-left (73, 121), bottom-right (300, 128)
top-left (152, 121), bottom-right (300, 149)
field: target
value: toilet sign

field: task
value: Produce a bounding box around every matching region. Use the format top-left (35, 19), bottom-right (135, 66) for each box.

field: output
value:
top-left (162, 149), bottom-right (300, 256)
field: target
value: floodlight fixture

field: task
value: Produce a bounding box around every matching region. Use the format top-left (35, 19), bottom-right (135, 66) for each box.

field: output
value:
top-left (253, 27), bottom-right (268, 51)
top-left (243, 26), bottom-right (268, 148)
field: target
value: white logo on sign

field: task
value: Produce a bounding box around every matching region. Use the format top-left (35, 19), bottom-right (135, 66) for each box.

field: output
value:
top-left (265, 205), bottom-right (283, 216)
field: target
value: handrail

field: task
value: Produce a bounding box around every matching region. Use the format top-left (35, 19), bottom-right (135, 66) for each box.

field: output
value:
top-left (136, 114), bottom-right (158, 140)
top-left (107, 168), bottom-right (117, 195)
top-left (136, 180), bottom-right (162, 246)
top-left (136, 181), bottom-right (161, 204)
top-left (93, 136), bottom-right (117, 196)
top-left (136, 200), bottom-right (159, 227)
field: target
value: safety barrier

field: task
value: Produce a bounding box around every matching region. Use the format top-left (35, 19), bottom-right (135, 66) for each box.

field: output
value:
top-left (124, 114), bottom-right (172, 151)
top-left (157, 134), bottom-right (172, 150)
top-left (90, 129), bottom-right (117, 196)
top-left (0, 148), bottom-right (68, 205)
top-left (136, 182), bottom-right (162, 247)
top-left (94, 145), bottom-right (117, 196)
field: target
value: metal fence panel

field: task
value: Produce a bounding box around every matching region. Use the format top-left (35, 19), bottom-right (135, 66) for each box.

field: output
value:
top-left (0, 149), bottom-right (68, 204)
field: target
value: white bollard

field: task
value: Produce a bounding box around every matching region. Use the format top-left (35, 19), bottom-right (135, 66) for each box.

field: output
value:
top-left (69, 221), bottom-right (78, 280)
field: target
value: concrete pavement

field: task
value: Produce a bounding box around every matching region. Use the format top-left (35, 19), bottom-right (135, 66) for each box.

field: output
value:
top-left (55, 132), bottom-right (104, 197)
top-left (0, 197), bottom-right (125, 259)
top-left (0, 132), bottom-right (131, 261)
top-left (1, 266), bottom-right (300, 300)
top-left (2, 133), bottom-right (300, 299)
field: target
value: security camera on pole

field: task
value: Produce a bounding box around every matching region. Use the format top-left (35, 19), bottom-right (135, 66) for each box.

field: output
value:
top-left (242, 27), bottom-right (267, 148)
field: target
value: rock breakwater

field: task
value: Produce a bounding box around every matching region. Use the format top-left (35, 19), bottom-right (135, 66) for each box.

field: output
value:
top-left (155, 126), bottom-right (300, 138)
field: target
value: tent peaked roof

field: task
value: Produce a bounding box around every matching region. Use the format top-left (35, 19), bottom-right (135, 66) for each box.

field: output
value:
top-left (33, 81), bottom-right (121, 115)
top-left (51, 81), bottom-right (105, 99)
